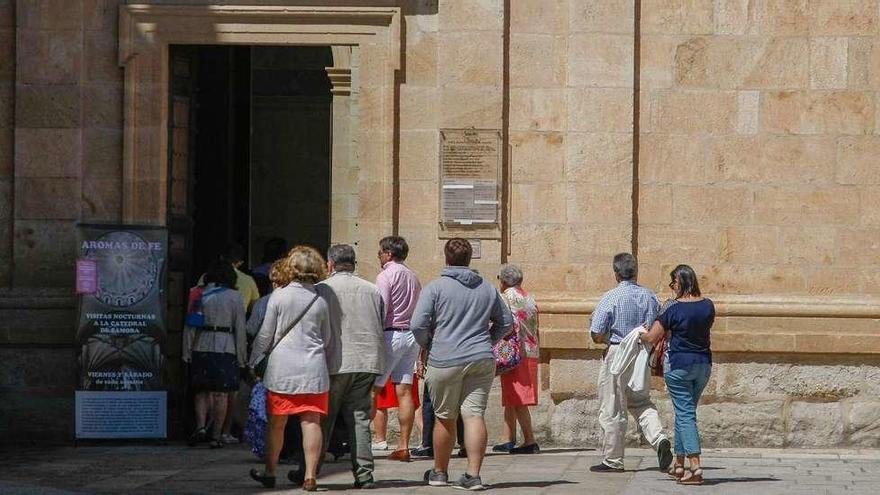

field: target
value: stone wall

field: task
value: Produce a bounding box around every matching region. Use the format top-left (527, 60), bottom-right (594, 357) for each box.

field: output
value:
top-left (637, 0), bottom-right (879, 296)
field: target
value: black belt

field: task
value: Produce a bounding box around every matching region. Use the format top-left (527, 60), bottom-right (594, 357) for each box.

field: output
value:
top-left (608, 342), bottom-right (620, 346)
top-left (203, 326), bottom-right (232, 333)
top-left (384, 327), bottom-right (409, 332)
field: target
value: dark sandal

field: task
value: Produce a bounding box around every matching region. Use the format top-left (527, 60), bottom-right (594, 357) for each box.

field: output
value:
top-left (209, 438), bottom-right (224, 449)
top-left (250, 468), bottom-right (277, 488)
top-left (668, 464), bottom-right (685, 479)
top-left (679, 467), bottom-right (704, 485)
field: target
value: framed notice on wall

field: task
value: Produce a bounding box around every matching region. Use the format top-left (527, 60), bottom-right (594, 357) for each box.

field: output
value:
top-left (439, 128), bottom-right (502, 227)
top-left (74, 224), bottom-right (168, 439)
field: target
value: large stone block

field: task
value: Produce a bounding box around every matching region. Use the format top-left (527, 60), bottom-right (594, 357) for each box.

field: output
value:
top-left (510, 131), bottom-right (564, 183)
top-left (17, 0), bottom-right (82, 30)
top-left (714, 0), bottom-right (754, 35)
top-left (565, 132), bottom-right (632, 184)
top-left (399, 129), bottom-right (438, 181)
top-left (568, 0), bottom-right (633, 34)
top-left (639, 134), bottom-right (704, 185)
top-left (674, 37), bottom-right (809, 89)
top-left (511, 0), bottom-right (566, 34)
top-left (706, 135), bottom-right (835, 184)
top-left (84, 30), bottom-right (123, 84)
top-left (566, 225), bottom-right (632, 264)
top-left (81, 177), bottom-right (121, 222)
top-left (566, 183), bottom-right (632, 227)
top-left (567, 88), bottom-right (632, 132)
top-left (654, 90), bottom-right (738, 134)
top-left (697, 264), bottom-right (807, 294)
top-left (640, 35), bottom-right (680, 89)
top-left (14, 177), bottom-right (81, 220)
top-left (861, 188), bottom-right (880, 226)
top-left (754, 187), bottom-right (859, 225)
top-left (810, 37), bottom-right (848, 89)
top-left (15, 84), bottom-right (81, 128)
top-left (755, 0), bottom-right (811, 35)
top-left (510, 34), bottom-right (565, 88)
top-left (719, 226), bottom-right (781, 264)
top-left (836, 136), bottom-right (880, 185)
top-left (698, 400), bottom-right (786, 447)
top-left (835, 227), bottom-right (880, 266)
top-left (638, 225), bottom-right (721, 264)
top-left (847, 37), bottom-right (880, 90)
top-left (397, 180), bottom-right (436, 226)
top-left (781, 225), bottom-right (836, 265)
top-left (83, 0), bottom-right (122, 32)
top-left (642, 0), bottom-right (714, 35)
top-left (438, 0), bottom-right (502, 32)
top-left (762, 91), bottom-right (875, 135)
top-left (638, 184), bottom-right (673, 225)
top-left (510, 88), bottom-right (565, 132)
top-left (568, 34), bottom-right (633, 88)
top-left (13, 220), bottom-right (76, 287)
top-left (82, 127), bottom-right (122, 180)
top-left (438, 31), bottom-right (502, 86)
top-left (399, 85), bottom-right (438, 131)
top-left (672, 185), bottom-right (752, 225)
top-left (510, 224), bottom-right (569, 262)
top-left (14, 128), bottom-right (81, 178)
top-left (849, 400), bottom-right (880, 447)
top-left (16, 29), bottom-right (82, 85)
top-left (788, 401), bottom-right (845, 447)
top-left (511, 183), bottom-right (567, 224)
top-left (439, 86), bottom-right (502, 128)
top-left (549, 356), bottom-right (601, 397)
top-left (811, 0), bottom-right (878, 36)
top-left (83, 83), bottom-right (123, 128)
top-left (403, 29), bottom-right (437, 86)
top-left (549, 398), bottom-right (602, 446)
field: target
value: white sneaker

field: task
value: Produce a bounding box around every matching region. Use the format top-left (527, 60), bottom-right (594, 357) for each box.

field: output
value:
top-left (371, 440), bottom-right (388, 450)
top-left (220, 434), bottom-right (239, 444)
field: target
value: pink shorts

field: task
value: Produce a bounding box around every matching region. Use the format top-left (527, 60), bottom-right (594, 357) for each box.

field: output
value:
top-left (500, 357), bottom-right (539, 407)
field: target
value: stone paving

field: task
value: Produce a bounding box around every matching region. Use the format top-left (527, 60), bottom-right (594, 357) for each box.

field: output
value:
top-left (1, 444), bottom-right (879, 494)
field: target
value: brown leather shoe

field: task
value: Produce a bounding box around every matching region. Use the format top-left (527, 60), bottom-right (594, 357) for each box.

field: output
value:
top-left (387, 449), bottom-right (411, 462)
top-left (302, 478), bottom-right (317, 491)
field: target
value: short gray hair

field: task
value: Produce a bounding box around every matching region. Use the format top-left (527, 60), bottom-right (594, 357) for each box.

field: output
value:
top-left (612, 252), bottom-right (637, 281)
top-left (498, 263), bottom-right (523, 287)
top-left (327, 244), bottom-right (356, 271)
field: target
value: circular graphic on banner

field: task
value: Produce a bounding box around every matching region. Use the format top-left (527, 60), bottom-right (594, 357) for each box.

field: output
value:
top-left (86, 231), bottom-right (159, 307)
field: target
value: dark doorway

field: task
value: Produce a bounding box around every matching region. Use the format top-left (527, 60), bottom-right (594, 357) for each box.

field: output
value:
top-left (168, 45), bottom-right (332, 286)
top-left (165, 45), bottom-right (332, 437)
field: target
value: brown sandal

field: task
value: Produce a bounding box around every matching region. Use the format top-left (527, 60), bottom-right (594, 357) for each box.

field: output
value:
top-left (668, 464), bottom-right (685, 479)
top-left (679, 467), bottom-right (703, 485)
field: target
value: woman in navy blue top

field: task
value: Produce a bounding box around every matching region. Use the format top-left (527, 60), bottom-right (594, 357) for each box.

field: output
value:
top-left (641, 265), bottom-right (713, 485)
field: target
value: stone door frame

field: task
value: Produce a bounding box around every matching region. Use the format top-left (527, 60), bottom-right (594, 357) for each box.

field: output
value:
top-left (118, 4), bottom-right (401, 266)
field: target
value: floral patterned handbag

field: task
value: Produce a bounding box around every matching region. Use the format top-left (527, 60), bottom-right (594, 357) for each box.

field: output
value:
top-left (493, 302), bottom-right (523, 375)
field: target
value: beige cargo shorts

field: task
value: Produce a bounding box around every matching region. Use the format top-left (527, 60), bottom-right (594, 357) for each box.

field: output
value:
top-left (424, 358), bottom-right (496, 420)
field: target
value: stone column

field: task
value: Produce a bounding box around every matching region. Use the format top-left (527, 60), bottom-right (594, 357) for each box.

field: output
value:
top-left (326, 45), bottom-right (360, 251)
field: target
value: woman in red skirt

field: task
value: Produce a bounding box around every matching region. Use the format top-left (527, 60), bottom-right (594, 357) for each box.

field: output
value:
top-left (247, 246), bottom-right (332, 491)
top-left (493, 264), bottom-right (541, 455)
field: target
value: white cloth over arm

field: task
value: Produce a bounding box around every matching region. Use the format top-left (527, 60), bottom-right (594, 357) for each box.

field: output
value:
top-left (608, 326), bottom-right (652, 393)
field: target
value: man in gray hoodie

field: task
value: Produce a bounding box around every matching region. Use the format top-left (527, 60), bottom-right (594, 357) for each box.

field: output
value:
top-left (411, 238), bottom-right (513, 490)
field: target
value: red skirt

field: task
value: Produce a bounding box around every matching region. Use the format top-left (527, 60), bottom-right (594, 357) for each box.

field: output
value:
top-left (267, 390), bottom-right (329, 416)
top-left (501, 357), bottom-right (539, 407)
top-left (375, 376), bottom-right (421, 410)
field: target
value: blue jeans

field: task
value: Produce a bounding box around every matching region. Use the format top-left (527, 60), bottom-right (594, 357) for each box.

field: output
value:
top-left (664, 362), bottom-right (711, 456)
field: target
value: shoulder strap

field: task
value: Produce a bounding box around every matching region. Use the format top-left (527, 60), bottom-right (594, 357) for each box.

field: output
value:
top-left (263, 293), bottom-right (320, 361)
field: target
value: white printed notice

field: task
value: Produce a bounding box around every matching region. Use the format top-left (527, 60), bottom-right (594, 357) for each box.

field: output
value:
top-left (76, 391), bottom-right (167, 438)
top-left (439, 129), bottom-right (501, 226)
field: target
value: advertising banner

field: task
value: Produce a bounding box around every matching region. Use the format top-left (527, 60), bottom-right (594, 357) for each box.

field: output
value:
top-left (75, 224), bottom-right (168, 439)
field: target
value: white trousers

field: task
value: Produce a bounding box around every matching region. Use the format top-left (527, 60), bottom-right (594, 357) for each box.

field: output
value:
top-left (598, 345), bottom-right (667, 469)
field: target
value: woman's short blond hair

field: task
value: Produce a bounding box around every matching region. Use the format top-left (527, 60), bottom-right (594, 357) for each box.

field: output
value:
top-left (283, 245), bottom-right (327, 285)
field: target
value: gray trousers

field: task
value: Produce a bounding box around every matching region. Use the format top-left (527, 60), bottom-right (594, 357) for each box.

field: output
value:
top-left (322, 372), bottom-right (377, 483)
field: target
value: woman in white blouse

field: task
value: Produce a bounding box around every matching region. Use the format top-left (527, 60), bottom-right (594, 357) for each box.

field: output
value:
top-left (182, 259), bottom-right (247, 449)
top-left (248, 246), bottom-right (332, 492)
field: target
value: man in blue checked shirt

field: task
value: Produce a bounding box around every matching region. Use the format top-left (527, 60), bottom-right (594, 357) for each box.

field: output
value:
top-left (589, 253), bottom-right (672, 473)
